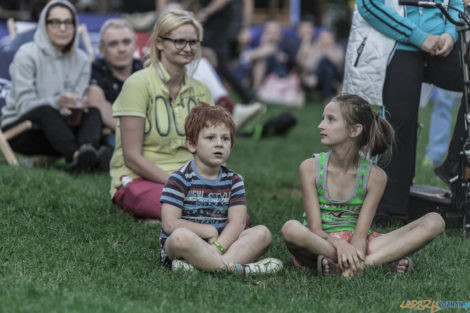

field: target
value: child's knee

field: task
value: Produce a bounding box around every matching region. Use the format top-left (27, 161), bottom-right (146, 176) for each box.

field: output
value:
top-left (423, 212), bottom-right (445, 235)
top-left (168, 228), bottom-right (199, 251)
top-left (252, 225), bottom-right (272, 245)
top-left (281, 220), bottom-right (302, 243)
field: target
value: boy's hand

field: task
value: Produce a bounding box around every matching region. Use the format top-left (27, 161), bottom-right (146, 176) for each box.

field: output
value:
top-left (204, 226), bottom-right (219, 244)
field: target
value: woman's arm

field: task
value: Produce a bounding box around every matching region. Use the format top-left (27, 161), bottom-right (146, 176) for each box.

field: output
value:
top-left (161, 203), bottom-right (219, 241)
top-left (9, 48), bottom-right (61, 112)
top-left (120, 115), bottom-right (170, 184)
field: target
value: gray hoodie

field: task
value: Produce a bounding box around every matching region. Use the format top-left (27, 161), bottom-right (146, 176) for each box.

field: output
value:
top-left (1, 0), bottom-right (90, 127)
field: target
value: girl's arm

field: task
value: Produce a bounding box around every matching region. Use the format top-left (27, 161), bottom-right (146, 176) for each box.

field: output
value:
top-left (120, 116), bottom-right (170, 184)
top-left (300, 158), bottom-right (329, 238)
top-left (213, 204), bottom-right (247, 252)
top-left (161, 203), bottom-right (219, 242)
top-left (351, 165), bottom-right (388, 253)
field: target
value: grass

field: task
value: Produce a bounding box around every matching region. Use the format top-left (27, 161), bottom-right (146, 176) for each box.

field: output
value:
top-left (1, 100), bottom-right (469, 313)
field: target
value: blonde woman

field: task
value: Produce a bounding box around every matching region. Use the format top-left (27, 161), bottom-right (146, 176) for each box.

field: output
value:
top-left (110, 10), bottom-right (213, 220)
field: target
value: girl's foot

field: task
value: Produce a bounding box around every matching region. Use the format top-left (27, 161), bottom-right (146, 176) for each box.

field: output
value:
top-left (317, 255), bottom-right (340, 276)
top-left (390, 257), bottom-right (412, 274)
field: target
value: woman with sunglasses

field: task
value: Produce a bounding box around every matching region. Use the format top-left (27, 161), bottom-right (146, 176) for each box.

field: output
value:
top-left (1, 0), bottom-right (103, 173)
top-left (109, 9), bottom-right (214, 221)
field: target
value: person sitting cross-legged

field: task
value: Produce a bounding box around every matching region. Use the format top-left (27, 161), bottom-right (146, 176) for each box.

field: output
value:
top-left (160, 104), bottom-right (282, 274)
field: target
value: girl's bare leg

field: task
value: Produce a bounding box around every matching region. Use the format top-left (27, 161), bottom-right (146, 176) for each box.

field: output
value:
top-left (281, 220), bottom-right (337, 270)
top-left (366, 213), bottom-right (445, 270)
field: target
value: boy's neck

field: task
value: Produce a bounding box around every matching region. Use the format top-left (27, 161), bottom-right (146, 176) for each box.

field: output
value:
top-left (193, 159), bottom-right (221, 180)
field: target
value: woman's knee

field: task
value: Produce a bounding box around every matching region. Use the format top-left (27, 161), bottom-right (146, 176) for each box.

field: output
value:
top-left (281, 220), bottom-right (303, 243)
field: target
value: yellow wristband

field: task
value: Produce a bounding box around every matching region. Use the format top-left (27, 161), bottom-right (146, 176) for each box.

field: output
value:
top-left (213, 240), bottom-right (226, 254)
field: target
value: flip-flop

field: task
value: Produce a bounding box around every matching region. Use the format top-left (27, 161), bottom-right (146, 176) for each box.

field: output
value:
top-left (389, 257), bottom-right (412, 274)
top-left (317, 255), bottom-right (338, 276)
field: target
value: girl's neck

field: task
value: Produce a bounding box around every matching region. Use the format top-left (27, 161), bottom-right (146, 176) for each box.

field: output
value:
top-left (328, 145), bottom-right (359, 172)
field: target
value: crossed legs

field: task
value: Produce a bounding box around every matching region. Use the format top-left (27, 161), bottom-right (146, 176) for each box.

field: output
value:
top-left (164, 225), bottom-right (272, 272)
top-left (281, 213), bottom-right (445, 274)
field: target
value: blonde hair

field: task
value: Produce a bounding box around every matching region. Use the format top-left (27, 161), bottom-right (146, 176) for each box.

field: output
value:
top-left (145, 9), bottom-right (203, 67)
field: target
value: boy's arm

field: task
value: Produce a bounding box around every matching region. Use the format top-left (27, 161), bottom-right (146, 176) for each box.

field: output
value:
top-left (161, 203), bottom-right (218, 241)
top-left (212, 204), bottom-right (246, 252)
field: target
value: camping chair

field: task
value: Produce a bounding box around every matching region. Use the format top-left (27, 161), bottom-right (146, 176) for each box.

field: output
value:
top-left (0, 50), bottom-right (33, 165)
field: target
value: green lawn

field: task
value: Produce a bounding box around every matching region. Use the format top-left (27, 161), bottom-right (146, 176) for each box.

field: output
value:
top-left (1, 101), bottom-right (468, 313)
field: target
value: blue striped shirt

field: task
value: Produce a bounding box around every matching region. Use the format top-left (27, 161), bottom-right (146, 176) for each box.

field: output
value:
top-left (160, 160), bottom-right (246, 241)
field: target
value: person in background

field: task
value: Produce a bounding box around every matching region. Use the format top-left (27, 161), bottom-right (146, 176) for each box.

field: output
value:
top-left (239, 20), bottom-right (292, 90)
top-left (109, 10), bottom-right (213, 221)
top-left (87, 18), bottom-right (143, 150)
top-left (1, 0), bottom-right (104, 173)
top-left (294, 18), bottom-right (344, 103)
top-left (421, 87), bottom-right (460, 169)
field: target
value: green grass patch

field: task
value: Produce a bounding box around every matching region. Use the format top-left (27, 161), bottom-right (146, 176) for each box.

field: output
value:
top-left (1, 101), bottom-right (468, 313)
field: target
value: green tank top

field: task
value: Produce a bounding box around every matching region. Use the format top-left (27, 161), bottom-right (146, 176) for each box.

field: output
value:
top-left (312, 152), bottom-right (372, 232)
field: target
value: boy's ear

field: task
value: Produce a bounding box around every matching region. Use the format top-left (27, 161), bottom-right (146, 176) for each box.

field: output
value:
top-left (349, 123), bottom-right (363, 139)
top-left (186, 139), bottom-right (196, 153)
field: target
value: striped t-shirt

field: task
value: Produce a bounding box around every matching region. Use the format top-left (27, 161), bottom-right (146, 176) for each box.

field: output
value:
top-left (160, 160), bottom-right (246, 241)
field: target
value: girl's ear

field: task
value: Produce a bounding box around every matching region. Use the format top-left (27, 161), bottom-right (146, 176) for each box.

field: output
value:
top-left (186, 139), bottom-right (196, 153)
top-left (349, 123), bottom-right (363, 139)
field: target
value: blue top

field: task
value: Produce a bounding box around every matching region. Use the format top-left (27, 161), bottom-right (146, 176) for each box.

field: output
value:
top-left (159, 160), bottom-right (246, 243)
top-left (357, 0), bottom-right (464, 51)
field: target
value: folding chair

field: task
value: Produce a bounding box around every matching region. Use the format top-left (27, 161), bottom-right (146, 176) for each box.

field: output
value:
top-left (0, 50), bottom-right (33, 165)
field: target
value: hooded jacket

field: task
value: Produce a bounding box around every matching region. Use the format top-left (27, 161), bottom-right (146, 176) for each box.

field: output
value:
top-left (342, 0), bottom-right (463, 106)
top-left (1, 0), bottom-right (90, 127)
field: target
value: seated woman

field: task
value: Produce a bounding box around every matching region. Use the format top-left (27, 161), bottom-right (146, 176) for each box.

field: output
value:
top-left (110, 9), bottom-right (213, 221)
top-left (1, 0), bottom-right (103, 173)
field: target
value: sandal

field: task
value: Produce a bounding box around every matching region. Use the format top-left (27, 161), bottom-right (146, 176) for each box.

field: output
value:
top-left (389, 257), bottom-right (412, 274)
top-left (317, 255), bottom-right (338, 276)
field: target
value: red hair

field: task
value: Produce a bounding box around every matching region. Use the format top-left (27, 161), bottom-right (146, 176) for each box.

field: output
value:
top-left (185, 102), bottom-right (236, 147)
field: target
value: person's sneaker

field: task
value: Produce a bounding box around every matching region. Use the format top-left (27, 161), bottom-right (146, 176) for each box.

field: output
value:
top-left (171, 259), bottom-right (196, 272)
top-left (232, 102), bottom-right (265, 129)
top-left (96, 145), bottom-right (112, 172)
top-left (236, 258), bottom-right (283, 275)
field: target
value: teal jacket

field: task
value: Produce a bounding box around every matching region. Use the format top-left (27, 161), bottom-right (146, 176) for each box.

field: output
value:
top-left (357, 0), bottom-right (464, 51)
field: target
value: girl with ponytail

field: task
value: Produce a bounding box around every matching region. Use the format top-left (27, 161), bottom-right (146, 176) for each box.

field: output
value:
top-left (281, 94), bottom-right (445, 277)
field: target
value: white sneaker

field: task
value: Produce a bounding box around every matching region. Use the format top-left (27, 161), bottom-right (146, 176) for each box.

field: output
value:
top-left (171, 259), bottom-right (196, 272)
top-left (238, 258), bottom-right (283, 275)
top-left (232, 102), bottom-right (265, 129)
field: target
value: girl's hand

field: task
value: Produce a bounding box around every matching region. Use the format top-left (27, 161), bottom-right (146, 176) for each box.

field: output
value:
top-left (331, 238), bottom-right (365, 273)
